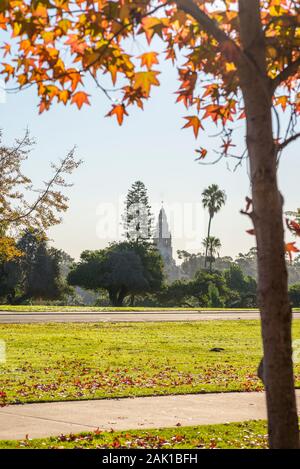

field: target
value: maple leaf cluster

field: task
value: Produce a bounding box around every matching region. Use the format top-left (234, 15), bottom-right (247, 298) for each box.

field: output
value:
top-left (0, 0), bottom-right (298, 156)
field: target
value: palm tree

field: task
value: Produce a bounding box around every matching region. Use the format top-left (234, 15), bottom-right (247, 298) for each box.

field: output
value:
top-left (201, 184), bottom-right (226, 268)
top-left (202, 236), bottom-right (221, 271)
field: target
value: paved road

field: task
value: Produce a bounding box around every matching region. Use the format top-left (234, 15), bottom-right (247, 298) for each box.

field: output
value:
top-left (2, 391), bottom-right (300, 440)
top-left (0, 310), bottom-right (300, 324)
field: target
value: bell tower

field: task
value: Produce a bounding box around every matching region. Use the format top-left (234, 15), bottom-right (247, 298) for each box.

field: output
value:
top-left (153, 204), bottom-right (173, 263)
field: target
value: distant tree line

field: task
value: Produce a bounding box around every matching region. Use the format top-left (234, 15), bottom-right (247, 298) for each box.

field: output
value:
top-left (178, 247), bottom-right (300, 287)
top-left (1, 178), bottom-right (300, 308)
top-left (2, 230), bottom-right (300, 308)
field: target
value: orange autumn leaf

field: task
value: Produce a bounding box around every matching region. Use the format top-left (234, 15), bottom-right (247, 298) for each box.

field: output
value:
top-left (140, 17), bottom-right (169, 44)
top-left (71, 91), bottom-right (90, 109)
top-left (275, 95), bottom-right (288, 111)
top-left (108, 64), bottom-right (118, 85)
top-left (202, 104), bottom-right (221, 122)
top-left (39, 100), bottom-right (51, 114)
top-left (2, 63), bottom-right (14, 80)
top-left (285, 242), bottom-right (300, 262)
top-left (221, 138), bottom-right (236, 154)
top-left (65, 34), bottom-right (87, 54)
top-left (106, 104), bottom-right (128, 126)
top-left (182, 116), bottom-right (203, 138)
top-left (132, 71), bottom-right (160, 97)
top-left (141, 17), bottom-right (161, 44)
top-left (2, 43), bottom-right (11, 57)
top-left (45, 85), bottom-right (59, 99)
top-left (286, 218), bottom-right (300, 237)
top-left (69, 71), bottom-right (82, 92)
top-left (195, 147), bottom-right (207, 159)
top-left (202, 103), bottom-right (235, 124)
top-left (59, 89), bottom-right (69, 105)
top-left (17, 74), bottom-right (27, 86)
top-left (138, 52), bottom-right (159, 70)
top-left (0, 12), bottom-right (8, 31)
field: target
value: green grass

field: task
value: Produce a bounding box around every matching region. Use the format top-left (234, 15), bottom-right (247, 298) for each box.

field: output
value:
top-left (0, 305), bottom-right (263, 312)
top-left (0, 420), bottom-right (269, 449)
top-left (0, 320), bottom-right (300, 404)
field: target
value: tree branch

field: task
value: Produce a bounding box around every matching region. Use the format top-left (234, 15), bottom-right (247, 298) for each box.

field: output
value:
top-left (271, 57), bottom-right (300, 93)
top-left (1, 148), bottom-right (80, 226)
top-left (277, 132), bottom-right (300, 151)
top-left (175, 0), bottom-right (231, 44)
top-left (174, 0), bottom-right (263, 89)
top-left (178, 0), bottom-right (271, 104)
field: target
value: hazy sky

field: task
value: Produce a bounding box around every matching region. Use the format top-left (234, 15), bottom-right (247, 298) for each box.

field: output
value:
top-left (1, 40), bottom-right (299, 262)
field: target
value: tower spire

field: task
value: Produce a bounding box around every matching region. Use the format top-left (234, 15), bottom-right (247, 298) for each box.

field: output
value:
top-left (159, 201), bottom-right (164, 239)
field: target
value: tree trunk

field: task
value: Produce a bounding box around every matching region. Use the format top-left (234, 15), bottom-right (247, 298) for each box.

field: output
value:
top-left (209, 243), bottom-right (213, 272)
top-left (204, 215), bottom-right (212, 268)
top-left (129, 294), bottom-right (135, 306)
top-left (238, 0), bottom-right (299, 448)
top-left (108, 288), bottom-right (118, 307)
top-left (117, 286), bottom-right (127, 306)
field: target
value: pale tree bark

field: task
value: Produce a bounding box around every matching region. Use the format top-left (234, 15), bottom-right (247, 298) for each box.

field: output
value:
top-left (238, 0), bottom-right (299, 448)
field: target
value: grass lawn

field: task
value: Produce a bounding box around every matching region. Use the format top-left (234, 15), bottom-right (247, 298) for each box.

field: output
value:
top-left (0, 420), bottom-right (269, 449)
top-left (0, 320), bottom-right (300, 404)
top-left (0, 305), bottom-right (264, 312)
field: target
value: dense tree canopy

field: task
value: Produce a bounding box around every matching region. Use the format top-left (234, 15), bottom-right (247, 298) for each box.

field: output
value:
top-left (224, 263), bottom-right (257, 307)
top-left (158, 265), bottom-right (257, 308)
top-left (0, 229), bottom-right (69, 302)
top-left (159, 269), bottom-right (232, 307)
top-left (202, 235), bottom-right (221, 270)
top-left (68, 241), bottom-right (164, 305)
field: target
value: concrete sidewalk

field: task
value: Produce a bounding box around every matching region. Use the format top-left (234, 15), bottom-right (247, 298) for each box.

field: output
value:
top-left (0, 310), bottom-right (263, 323)
top-left (1, 391), bottom-right (300, 440)
top-left (1, 310), bottom-right (299, 324)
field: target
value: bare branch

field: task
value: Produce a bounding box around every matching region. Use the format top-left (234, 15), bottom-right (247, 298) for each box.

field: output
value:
top-left (2, 148), bottom-right (81, 226)
top-left (240, 209), bottom-right (254, 220)
top-left (0, 133), bottom-right (81, 232)
top-left (277, 132), bottom-right (300, 151)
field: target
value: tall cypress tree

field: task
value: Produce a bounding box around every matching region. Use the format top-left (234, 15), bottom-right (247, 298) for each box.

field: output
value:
top-left (123, 181), bottom-right (153, 243)
top-left (16, 230), bottom-right (65, 301)
top-left (26, 242), bottom-right (61, 300)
